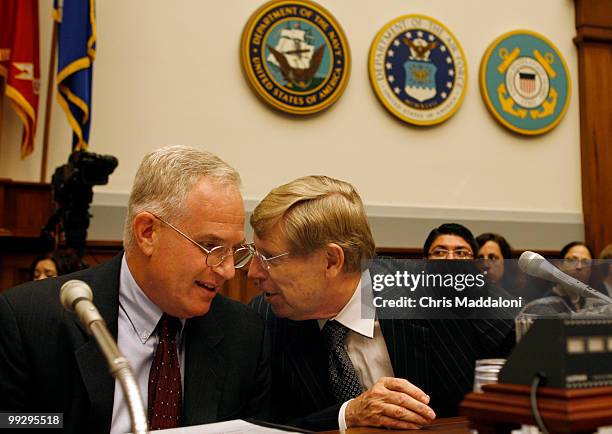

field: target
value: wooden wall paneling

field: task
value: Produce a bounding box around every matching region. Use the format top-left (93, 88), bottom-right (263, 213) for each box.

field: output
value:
top-left (0, 236), bottom-right (50, 290)
top-left (574, 0), bottom-right (612, 255)
top-left (0, 179), bottom-right (53, 237)
top-left (577, 43), bottom-right (612, 254)
top-left (0, 252), bottom-right (34, 290)
top-left (80, 240), bottom-right (123, 267)
top-left (575, 0), bottom-right (612, 30)
top-left (0, 179), bottom-right (7, 232)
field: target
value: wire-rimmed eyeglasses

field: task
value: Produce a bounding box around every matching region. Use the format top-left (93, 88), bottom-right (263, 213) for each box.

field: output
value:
top-left (152, 213), bottom-right (251, 268)
top-left (244, 243), bottom-right (289, 270)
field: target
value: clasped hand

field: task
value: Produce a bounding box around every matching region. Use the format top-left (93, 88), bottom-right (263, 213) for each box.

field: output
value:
top-left (345, 377), bottom-right (436, 430)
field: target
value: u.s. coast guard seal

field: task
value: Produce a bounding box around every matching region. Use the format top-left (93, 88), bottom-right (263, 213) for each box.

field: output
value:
top-left (241, 0), bottom-right (350, 115)
top-left (480, 30), bottom-right (571, 135)
top-left (369, 15), bottom-right (467, 126)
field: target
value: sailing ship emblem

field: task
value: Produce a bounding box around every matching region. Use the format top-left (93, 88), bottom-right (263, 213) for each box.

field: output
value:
top-left (241, 0), bottom-right (350, 115)
top-left (266, 24), bottom-right (326, 90)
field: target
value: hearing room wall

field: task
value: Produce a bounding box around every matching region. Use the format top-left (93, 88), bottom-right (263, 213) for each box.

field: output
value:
top-left (0, 0), bottom-right (582, 249)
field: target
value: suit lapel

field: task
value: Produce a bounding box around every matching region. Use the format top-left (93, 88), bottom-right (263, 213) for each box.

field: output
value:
top-left (182, 309), bottom-right (226, 425)
top-left (283, 319), bottom-right (332, 410)
top-left (380, 318), bottom-right (432, 392)
top-left (73, 254), bottom-right (122, 432)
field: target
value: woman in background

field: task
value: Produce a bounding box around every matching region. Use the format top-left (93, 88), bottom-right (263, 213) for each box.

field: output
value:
top-left (476, 233), bottom-right (512, 287)
top-left (475, 232), bottom-right (547, 302)
top-left (551, 241), bottom-right (594, 311)
top-left (30, 250), bottom-right (87, 281)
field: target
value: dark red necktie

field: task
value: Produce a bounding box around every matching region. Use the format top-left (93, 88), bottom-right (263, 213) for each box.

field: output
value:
top-left (148, 314), bottom-right (182, 430)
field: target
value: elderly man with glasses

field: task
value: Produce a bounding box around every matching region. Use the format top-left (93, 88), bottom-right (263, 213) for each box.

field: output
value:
top-left (0, 146), bottom-right (270, 434)
top-left (247, 177), bottom-right (515, 432)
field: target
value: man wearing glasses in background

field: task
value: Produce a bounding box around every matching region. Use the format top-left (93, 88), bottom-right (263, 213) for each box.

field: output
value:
top-left (0, 146), bottom-right (270, 434)
top-left (423, 223), bottom-right (479, 261)
top-left (247, 177), bottom-right (514, 431)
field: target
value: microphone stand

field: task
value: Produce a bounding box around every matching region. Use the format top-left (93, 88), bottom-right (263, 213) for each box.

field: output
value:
top-left (61, 279), bottom-right (148, 434)
top-left (89, 321), bottom-right (148, 434)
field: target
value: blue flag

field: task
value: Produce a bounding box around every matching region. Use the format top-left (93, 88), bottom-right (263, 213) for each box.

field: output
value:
top-left (55, 0), bottom-right (96, 151)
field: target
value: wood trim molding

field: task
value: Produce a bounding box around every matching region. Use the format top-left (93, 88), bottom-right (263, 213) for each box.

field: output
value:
top-left (574, 0), bottom-right (612, 255)
top-left (574, 25), bottom-right (612, 44)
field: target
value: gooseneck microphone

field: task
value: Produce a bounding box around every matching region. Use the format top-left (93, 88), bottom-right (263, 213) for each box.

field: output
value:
top-left (60, 280), bottom-right (148, 434)
top-left (518, 251), bottom-right (612, 304)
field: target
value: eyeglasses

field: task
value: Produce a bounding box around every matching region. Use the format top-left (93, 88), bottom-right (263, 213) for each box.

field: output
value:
top-left (565, 257), bottom-right (591, 267)
top-left (152, 214), bottom-right (251, 268)
top-left (428, 248), bottom-right (474, 259)
top-left (244, 243), bottom-right (289, 270)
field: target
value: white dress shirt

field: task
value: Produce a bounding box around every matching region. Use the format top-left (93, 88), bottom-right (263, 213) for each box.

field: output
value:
top-left (110, 255), bottom-right (185, 434)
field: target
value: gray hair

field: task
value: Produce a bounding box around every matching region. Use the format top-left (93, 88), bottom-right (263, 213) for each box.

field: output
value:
top-left (123, 145), bottom-right (241, 251)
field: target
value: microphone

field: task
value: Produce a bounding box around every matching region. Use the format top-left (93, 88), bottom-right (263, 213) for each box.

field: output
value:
top-left (60, 280), bottom-right (103, 332)
top-left (518, 251), bottom-right (612, 304)
top-left (60, 280), bottom-right (148, 434)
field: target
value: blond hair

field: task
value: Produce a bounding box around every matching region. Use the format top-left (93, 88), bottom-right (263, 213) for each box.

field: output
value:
top-left (123, 145), bottom-right (240, 251)
top-left (251, 176), bottom-right (375, 272)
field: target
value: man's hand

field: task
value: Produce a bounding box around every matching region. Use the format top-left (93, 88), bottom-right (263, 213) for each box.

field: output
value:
top-left (345, 377), bottom-right (436, 430)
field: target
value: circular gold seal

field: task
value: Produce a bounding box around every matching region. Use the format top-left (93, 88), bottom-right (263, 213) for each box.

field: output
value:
top-left (241, 0), bottom-right (351, 115)
top-left (369, 14), bottom-right (468, 126)
top-left (480, 30), bottom-right (571, 135)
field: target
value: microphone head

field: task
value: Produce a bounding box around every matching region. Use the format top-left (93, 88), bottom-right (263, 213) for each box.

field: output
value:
top-left (518, 251), bottom-right (549, 279)
top-left (60, 280), bottom-right (93, 312)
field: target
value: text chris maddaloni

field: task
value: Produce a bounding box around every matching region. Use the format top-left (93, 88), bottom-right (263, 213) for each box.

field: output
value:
top-left (372, 296), bottom-right (524, 309)
top-left (370, 271), bottom-right (523, 310)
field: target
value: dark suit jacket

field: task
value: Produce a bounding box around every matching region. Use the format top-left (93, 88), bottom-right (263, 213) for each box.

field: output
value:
top-left (250, 294), bottom-right (514, 431)
top-left (0, 254), bottom-right (270, 433)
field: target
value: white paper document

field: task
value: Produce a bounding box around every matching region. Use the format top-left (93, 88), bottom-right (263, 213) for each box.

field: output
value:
top-left (132, 419), bottom-right (303, 434)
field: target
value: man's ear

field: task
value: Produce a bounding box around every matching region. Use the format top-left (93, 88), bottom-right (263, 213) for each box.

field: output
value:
top-left (325, 243), bottom-right (345, 278)
top-left (132, 212), bottom-right (157, 257)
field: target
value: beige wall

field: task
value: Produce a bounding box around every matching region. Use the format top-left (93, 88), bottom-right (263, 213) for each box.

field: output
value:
top-left (0, 0), bottom-right (583, 249)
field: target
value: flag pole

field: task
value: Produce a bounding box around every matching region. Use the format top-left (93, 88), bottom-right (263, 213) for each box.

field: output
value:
top-left (40, 16), bottom-right (58, 183)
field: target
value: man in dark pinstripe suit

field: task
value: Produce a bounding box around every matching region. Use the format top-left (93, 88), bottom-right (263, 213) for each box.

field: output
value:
top-left (247, 176), bottom-right (515, 431)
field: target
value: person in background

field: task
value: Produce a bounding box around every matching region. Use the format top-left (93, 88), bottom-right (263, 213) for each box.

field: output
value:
top-left (31, 253), bottom-right (59, 280)
top-left (474, 233), bottom-right (540, 301)
top-left (595, 244), bottom-right (612, 297)
top-left (30, 249), bottom-right (88, 281)
top-left (424, 224), bottom-right (520, 308)
top-left (550, 241), bottom-right (595, 311)
top-left (590, 244), bottom-right (612, 296)
top-left (423, 223), bottom-right (479, 261)
top-left (476, 233), bottom-right (512, 287)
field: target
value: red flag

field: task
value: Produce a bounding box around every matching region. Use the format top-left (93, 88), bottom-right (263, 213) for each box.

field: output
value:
top-left (0, 0), bottom-right (40, 158)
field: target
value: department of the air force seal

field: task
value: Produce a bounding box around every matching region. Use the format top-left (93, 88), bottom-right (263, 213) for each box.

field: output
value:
top-left (369, 15), bottom-right (467, 126)
top-left (480, 30), bottom-right (571, 135)
top-left (241, 0), bottom-right (350, 115)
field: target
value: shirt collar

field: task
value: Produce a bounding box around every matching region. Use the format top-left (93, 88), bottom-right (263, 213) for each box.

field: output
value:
top-left (119, 254), bottom-right (184, 344)
top-left (318, 270), bottom-right (374, 339)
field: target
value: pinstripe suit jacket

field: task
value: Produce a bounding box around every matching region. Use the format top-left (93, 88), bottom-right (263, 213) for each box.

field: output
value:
top-left (250, 293), bottom-right (514, 431)
top-left (0, 254), bottom-right (271, 434)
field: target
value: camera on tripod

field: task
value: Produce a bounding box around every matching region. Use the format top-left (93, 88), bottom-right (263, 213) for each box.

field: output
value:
top-left (42, 150), bottom-right (118, 254)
